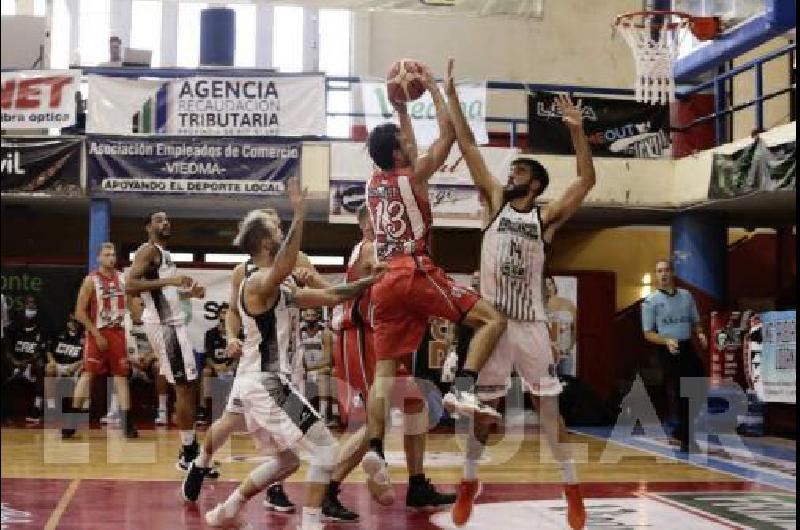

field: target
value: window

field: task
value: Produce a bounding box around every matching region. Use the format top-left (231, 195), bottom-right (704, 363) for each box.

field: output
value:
top-left (78, 0), bottom-right (110, 66)
top-left (34, 0), bottom-right (45, 16)
top-left (273, 5), bottom-right (303, 72)
top-left (50, 0), bottom-right (69, 68)
top-left (1, 1), bottom-right (15, 16)
top-left (229, 3), bottom-right (256, 67)
top-left (131, 0), bottom-right (162, 67)
top-left (176, 2), bottom-right (206, 67)
top-left (320, 9), bottom-right (352, 137)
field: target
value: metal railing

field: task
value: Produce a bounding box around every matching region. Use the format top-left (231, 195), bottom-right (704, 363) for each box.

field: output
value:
top-left (677, 42), bottom-right (796, 144)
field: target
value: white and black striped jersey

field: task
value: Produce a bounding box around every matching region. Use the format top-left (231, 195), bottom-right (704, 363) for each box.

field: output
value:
top-left (481, 202), bottom-right (547, 321)
top-left (138, 243), bottom-right (185, 326)
top-left (301, 326), bottom-right (326, 369)
top-left (237, 261), bottom-right (301, 377)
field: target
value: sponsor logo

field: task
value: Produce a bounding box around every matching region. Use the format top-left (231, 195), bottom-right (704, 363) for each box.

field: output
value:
top-left (0, 151), bottom-right (25, 175)
top-left (660, 492), bottom-right (797, 529)
top-left (131, 82), bottom-right (170, 134)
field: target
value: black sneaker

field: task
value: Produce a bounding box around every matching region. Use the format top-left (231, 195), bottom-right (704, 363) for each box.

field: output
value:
top-left (195, 408), bottom-right (209, 426)
top-left (206, 460), bottom-right (221, 480)
top-left (406, 476), bottom-right (457, 511)
top-left (176, 441), bottom-right (199, 472)
top-left (121, 412), bottom-right (139, 439)
top-left (181, 461), bottom-right (209, 502)
top-left (25, 407), bottom-right (42, 424)
top-left (61, 428), bottom-right (76, 439)
top-left (263, 483), bottom-right (295, 513)
top-left (322, 483), bottom-right (359, 522)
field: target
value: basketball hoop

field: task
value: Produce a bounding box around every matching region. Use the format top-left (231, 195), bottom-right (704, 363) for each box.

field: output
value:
top-left (614, 10), bottom-right (694, 105)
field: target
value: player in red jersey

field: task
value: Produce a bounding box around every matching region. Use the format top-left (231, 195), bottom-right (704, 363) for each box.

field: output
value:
top-left (324, 204), bottom-right (456, 521)
top-left (360, 63), bottom-right (507, 500)
top-left (63, 242), bottom-right (137, 439)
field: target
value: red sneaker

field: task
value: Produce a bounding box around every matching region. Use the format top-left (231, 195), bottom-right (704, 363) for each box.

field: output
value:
top-left (451, 479), bottom-right (481, 527)
top-left (564, 483), bottom-right (586, 530)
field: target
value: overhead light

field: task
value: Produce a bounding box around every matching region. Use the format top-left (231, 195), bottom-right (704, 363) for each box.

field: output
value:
top-left (640, 273), bottom-right (652, 298)
top-left (128, 251), bottom-right (194, 263)
top-left (307, 255), bottom-right (345, 267)
top-left (205, 253), bottom-right (249, 264)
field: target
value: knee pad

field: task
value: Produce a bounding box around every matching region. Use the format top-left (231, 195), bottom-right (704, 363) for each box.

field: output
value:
top-left (303, 421), bottom-right (338, 471)
top-left (249, 450), bottom-right (300, 488)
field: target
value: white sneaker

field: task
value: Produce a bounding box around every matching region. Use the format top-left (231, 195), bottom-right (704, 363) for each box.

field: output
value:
top-left (100, 412), bottom-right (120, 425)
top-left (204, 503), bottom-right (252, 529)
top-left (361, 450), bottom-right (395, 506)
top-left (443, 390), bottom-right (501, 421)
top-left (155, 409), bottom-right (168, 426)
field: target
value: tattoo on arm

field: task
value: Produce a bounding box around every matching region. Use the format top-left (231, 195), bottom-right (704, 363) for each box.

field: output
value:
top-left (330, 276), bottom-right (376, 300)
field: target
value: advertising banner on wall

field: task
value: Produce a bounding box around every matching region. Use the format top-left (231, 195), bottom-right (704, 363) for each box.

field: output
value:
top-left (86, 74), bottom-right (326, 136)
top-left (1, 70), bottom-right (80, 129)
top-left (709, 138), bottom-right (796, 199)
top-left (361, 81), bottom-right (488, 147)
top-left (1, 265), bottom-right (87, 331)
top-left (527, 91), bottom-right (671, 158)
top-left (329, 142), bottom-right (517, 228)
top-left (757, 310), bottom-right (796, 404)
top-left (1, 136), bottom-right (82, 195)
top-left (709, 311), bottom-right (749, 387)
top-left (545, 275), bottom-right (578, 377)
top-left (86, 135), bottom-right (301, 197)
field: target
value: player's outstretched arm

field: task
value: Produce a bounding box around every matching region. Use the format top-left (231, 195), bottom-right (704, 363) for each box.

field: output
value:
top-left (294, 274), bottom-right (381, 309)
top-left (541, 94), bottom-right (596, 230)
top-left (444, 58), bottom-right (503, 216)
top-left (295, 252), bottom-right (331, 289)
top-left (413, 64), bottom-right (456, 183)
top-left (393, 99), bottom-right (419, 164)
top-left (262, 177), bottom-right (307, 289)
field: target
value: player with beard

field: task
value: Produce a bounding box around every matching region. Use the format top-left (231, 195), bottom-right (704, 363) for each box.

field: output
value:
top-left (446, 59), bottom-right (594, 529)
top-left (182, 178), bottom-right (380, 530)
top-left (127, 213), bottom-right (205, 467)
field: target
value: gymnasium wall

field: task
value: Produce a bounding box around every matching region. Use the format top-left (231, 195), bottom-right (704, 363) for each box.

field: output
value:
top-left (353, 0), bottom-right (640, 129)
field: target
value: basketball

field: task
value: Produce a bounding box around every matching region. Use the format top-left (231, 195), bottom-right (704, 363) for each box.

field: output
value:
top-left (386, 59), bottom-right (427, 103)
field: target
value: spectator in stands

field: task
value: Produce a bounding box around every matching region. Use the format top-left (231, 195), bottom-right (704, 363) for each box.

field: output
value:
top-left (298, 308), bottom-right (335, 425)
top-left (4, 296), bottom-right (48, 423)
top-left (544, 276), bottom-right (577, 377)
top-left (200, 304), bottom-right (237, 425)
top-left (641, 259), bottom-right (708, 454)
top-left (44, 312), bottom-right (84, 413)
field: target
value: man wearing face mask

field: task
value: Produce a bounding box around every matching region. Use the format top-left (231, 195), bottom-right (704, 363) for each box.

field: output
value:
top-left (447, 58), bottom-right (595, 529)
top-left (5, 296), bottom-right (48, 423)
top-left (44, 312), bottom-right (84, 412)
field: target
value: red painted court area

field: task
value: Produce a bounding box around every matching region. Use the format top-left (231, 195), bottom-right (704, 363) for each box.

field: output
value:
top-left (1, 478), bottom-right (790, 529)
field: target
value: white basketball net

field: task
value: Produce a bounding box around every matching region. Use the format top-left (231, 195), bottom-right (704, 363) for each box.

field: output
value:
top-left (616, 14), bottom-right (692, 105)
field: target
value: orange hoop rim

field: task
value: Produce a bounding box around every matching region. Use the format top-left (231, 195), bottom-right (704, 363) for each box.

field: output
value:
top-left (614, 10), bottom-right (694, 31)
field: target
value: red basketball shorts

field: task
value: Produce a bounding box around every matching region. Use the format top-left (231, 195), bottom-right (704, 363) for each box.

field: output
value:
top-left (84, 327), bottom-right (129, 376)
top-left (371, 255), bottom-right (479, 363)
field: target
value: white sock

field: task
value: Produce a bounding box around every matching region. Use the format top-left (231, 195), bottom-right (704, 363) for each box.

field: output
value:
top-left (34, 396), bottom-right (42, 409)
top-left (158, 394), bottom-right (168, 411)
top-left (223, 488), bottom-right (246, 517)
top-left (180, 430), bottom-right (196, 446)
top-left (559, 459), bottom-right (578, 484)
top-left (463, 457), bottom-right (479, 480)
top-left (196, 446), bottom-right (212, 468)
top-left (302, 507), bottom-right (322, 526)
top-left (108, 394), bottom-right (119, 415)
top-left (47, 398), bottom-right (56, 410)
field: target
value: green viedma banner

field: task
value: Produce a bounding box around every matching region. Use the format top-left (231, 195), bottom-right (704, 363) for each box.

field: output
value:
top-left (709, 138), bottom-right (796, 198)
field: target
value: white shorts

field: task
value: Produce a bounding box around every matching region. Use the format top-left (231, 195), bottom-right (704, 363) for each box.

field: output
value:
top-left (225, 373), bottom-right (321, 453)
top-left (144, 323), bottom-right (198, 384)
top-left (476, 320), bottom-right (563, 400)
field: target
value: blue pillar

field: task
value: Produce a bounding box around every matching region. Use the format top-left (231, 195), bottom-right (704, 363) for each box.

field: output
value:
top-left (671, 212), bottom-right (727, 305)
top-left (88, 199), bottom-right (111, 271)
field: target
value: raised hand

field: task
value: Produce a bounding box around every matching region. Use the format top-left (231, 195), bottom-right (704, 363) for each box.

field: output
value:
top-left (286, 176), bottom-right (308, 214)
top-left (418, 62), bottom-right (437, 91)
top-left (555, 93), bottom-right (584, 129)
top-left (444, 57), bottom-right (456, 95)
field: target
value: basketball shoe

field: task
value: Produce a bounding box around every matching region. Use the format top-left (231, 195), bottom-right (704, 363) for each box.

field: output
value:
top-left (451, 479), bottom-right (481, 526)
top-left (564, 483), bottom-right (586, 529)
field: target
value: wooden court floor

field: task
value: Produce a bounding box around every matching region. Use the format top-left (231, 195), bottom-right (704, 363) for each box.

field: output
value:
top-left (1, 423), bottom-right (795, 529)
